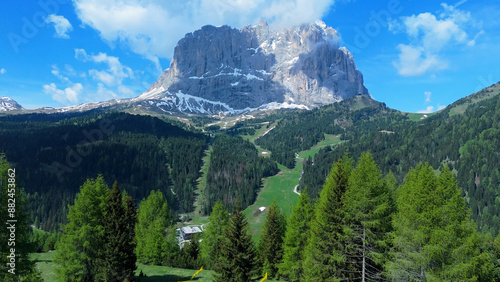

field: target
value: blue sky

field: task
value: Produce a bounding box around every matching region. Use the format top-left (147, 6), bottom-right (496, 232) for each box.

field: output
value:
top-left (1, 0), bottom-right (499, 113)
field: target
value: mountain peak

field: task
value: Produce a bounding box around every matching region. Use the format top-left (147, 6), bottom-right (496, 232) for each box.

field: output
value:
top-left (140, 21), bottom-right (369, 114)
top-left (0, 97), bottom-right (24, 112)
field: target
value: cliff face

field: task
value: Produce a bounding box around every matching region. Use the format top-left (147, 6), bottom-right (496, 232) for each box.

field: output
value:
top-left (140, 21), bottom-right (369, 114)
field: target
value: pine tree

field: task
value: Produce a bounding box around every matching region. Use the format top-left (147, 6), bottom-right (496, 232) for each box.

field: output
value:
top-left (200, 200), bottom-right (229, 269)
top-left (181, 235), bottom-right (201, 269)
top-left (279, 187), bottom-right (313, 281)
top-left (135, 190), bottom-right (171, 265)
top-left (342, 152), bottom-right (393, 281)
top-left (56, 175), bottom-right (110, 281)
top-left (214, 207), bottom-right (257, 282)
top-left (0, 154), bottom-right (41, 281)
top-left (97, 181), bottom-right (137, 281)
top-left (387, 164), bottom-right (494, 281)
top-left (258, 201), bottom-right (286, 279)
top-left (303, 156), bottom-right (352, 281)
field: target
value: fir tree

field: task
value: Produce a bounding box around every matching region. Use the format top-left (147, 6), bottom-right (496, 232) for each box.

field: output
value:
top-left (181, 235), bottom-right (201, 269)
top-left (279, 187), bottom-right (313, 281)
top-left (135, 190), bottom-right (171, 264)
top-left (97, 181), bottom-right (137, 281)
top-left (342, 152), bottom-right (393, 280)
top-left (303, 156), bottom-right (352, 281)
top-left (387, 164), bottom-right (494, 281)
top-left (214, 207), bottom-right (257, 282)
top-left (0, 155), bottom-right (41, 281)
top-left (258, 201), bottom-right (286, 279)
top-left (199, 200), bottom-right (229, 269)
top-left (56, 175), bottom-right (110, 281)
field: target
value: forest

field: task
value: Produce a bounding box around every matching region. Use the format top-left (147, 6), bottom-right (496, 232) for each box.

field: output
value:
top-left (0, 112), bottom-right (208, 231)
top-left (2, 152), bottom-right (499, 281)
top-left (0, 83), bottom-right (500, 280)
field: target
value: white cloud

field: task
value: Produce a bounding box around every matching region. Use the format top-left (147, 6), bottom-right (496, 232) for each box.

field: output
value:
top-left (424, 91), bottom-right (432, 103)
top-left (51, 65), bottom-right (71, 83)
top-left (74, 48), bottom-right (89, 61)
top-left (43, 82), bottom-right (83, 104)
top-left (393, 3), bottom-right (482, 76)
top-left (394, 45), bottom-right (446, 76)
top-left (0, 68), bottom-right (6, 74)
top-left (118, 85), bottom-right (134, 97)
top-left (417, 106), bottom-right (434, 113)
top-left (72, 0), bottom-right (335, 68)
top-left (417, 104), bottom-right (446, 113)
top-left (45, 14), bottom-right (73, 39)
top-left (75, 49), bottom-right (134, 86)
top-left (94, 83), bottom-right (118, 101)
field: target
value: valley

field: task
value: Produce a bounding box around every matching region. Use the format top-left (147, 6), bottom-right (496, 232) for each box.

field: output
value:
top-left (1, 16), bottom-right (499, 281)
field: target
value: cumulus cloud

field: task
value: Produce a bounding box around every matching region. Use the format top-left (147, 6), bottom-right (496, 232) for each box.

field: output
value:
top-left (45, 14), bottom-right (73, 39)
top-left (72, 0), bottom-right (335, 69)
top-left (393, 3), bottom-right (484, 76)
top-left (0, 68), bottom-right (6, 74)
top-left (75, 49), bottom-right (134, 86)
top-left (43, 82), bottom-right (83, 104)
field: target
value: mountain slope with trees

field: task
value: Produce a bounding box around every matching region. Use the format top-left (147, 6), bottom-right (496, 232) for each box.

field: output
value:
top-left (258, 82), bottom-right (500, 236)
top-left (0, 112), bottom-right (207, 231)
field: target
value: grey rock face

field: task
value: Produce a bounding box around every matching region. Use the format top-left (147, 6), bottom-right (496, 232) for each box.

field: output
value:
top-left (142, 20), bottom-right (369, 112)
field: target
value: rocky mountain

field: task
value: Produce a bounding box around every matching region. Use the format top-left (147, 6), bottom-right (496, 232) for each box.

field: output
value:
top-left (4, 21), bottom-right (368, 116)
top-left (138, 20), bottom-right (369, 114)
top-left (0, 97), bottom-right (24, 112)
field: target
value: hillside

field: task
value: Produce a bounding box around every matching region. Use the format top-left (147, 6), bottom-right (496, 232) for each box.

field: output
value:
top-left (0, 112), bottom-right (208, 230)
top-left (277, 82), bottom-right (500, 234)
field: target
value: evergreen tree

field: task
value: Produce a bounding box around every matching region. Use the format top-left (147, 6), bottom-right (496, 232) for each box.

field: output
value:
top-left (303, 156), bottom-right (352, 281)
top-left (181, 235), bottom-right (201, 269)
top-left (199, 200), bottom-right (230, 269)
top-left (279, 187), bottom-right (313, 281)
top-left (214, 207), bottom-right (257, 282)
top-left (56, 175), bottom-right (110, 281)
top-left (258, 201), bottom-right (286, 279)
top-left (135, 190), bottom-right (171, 265)
top-left (0, 154), bottom-right (41, 281)
top-left (387, 164), bottom-right (494, 281)
top-left (342, 152), bottom-right (393, 280)
top-left (97, 181), bottom-right (137, 281)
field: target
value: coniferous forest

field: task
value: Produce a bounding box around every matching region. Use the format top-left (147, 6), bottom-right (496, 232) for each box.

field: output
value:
top-left (1, 83), bottom-right (500, 281)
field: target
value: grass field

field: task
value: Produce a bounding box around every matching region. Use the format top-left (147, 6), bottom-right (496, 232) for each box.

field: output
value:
top-left (31, 251), bottom-right (281, 281)
top-left (243, 134), bottom-right (342, 242)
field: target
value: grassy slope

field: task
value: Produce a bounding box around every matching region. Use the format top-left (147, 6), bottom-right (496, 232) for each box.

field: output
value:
top-left (188, 146), bottom-right (213, 225)
top-left (243, 134), bottom-right (342, 242)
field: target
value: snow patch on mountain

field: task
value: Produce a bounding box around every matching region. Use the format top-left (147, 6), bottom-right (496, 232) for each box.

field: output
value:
top-left (0, 97), bottom-right (24, 112)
